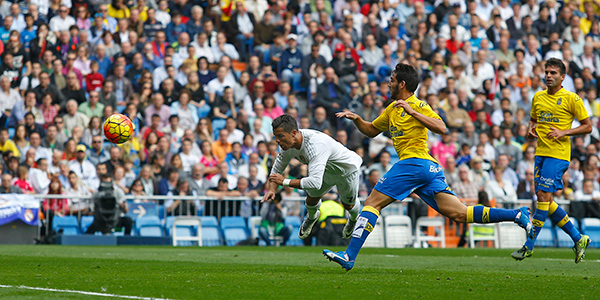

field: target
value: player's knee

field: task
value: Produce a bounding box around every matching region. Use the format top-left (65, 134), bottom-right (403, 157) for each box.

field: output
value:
top-left (536, 191), bottom-right (553, 202)
top-left (446, 210), bottom-right (467, 223)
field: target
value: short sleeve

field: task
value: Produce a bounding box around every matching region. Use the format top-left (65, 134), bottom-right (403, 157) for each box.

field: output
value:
top-left (572, 94), bottom-right (590, 122)
top-left (416, 101), bottom-right (442, 120)
top-left (530, 94), bottom-right (537, 120)
top-left (372, 102), bottom-right (393, 132)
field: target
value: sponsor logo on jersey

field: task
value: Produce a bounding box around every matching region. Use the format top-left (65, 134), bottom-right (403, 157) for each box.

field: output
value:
top-left (390, 125), bottom-right (403, 137)
top-left (377, 177), bottom-right (386, 185)
top-left (538, 111), bottom-right (559, 123)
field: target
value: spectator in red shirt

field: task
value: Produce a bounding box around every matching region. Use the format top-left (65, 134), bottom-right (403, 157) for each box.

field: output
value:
top-left (14, 165), bottom-right (35, 194)
top-left (85, 60), bottom-right (105, 92)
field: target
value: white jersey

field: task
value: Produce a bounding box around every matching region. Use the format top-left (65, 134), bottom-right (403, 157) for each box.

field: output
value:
top-left (271, 129), bottom-right (362, 190)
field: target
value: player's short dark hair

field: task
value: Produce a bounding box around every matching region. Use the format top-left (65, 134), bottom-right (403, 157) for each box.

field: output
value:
top-left (393, 63), bottom-right (419, 93)
top-left (545, 58), bottom-right (566, 75)
top-left (272, 114), bottom-right (299, 133)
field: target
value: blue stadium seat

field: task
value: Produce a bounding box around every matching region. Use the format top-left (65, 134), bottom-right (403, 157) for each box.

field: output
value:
top-left (285, 216), bottom-right (303, 246)
top-left (199, 216), bottom-right (222, 246)
top-left (157, 205), bottom-right (165, 220)
top-left (80, 216), bottom-right (95, 234)
top-left (212, 119), bottom-right (227, 138)
top-left (135, 216), bottom-right (163, 237)
top-left (581, 218), bottom-right (600, 248)
top-left (556, 219), bottom-right (579, 248)
top-left (220, 216), bottom-right (249, 246)
top-left (535, 221), bottom-right (556, 247)
top-left (52, 216), bottom-right (80, 235)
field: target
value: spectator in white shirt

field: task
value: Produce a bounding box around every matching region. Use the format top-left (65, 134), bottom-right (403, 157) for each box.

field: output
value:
top-left (49, 5), bottom-right (75, 33)
top-left (68, 144), bottom-right (99, 191)
top-left (29, 157), bottom-right (52, 194)
top-left (225, 117), bottom-right (244, 144)
top-left (212, 32), bottom-right (240, 62)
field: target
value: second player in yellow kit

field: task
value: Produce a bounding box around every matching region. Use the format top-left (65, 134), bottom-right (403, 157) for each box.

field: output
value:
top-left (512, 58), bottom-right (591, 263)
top-left (530, 88), bottom-right (589, 161)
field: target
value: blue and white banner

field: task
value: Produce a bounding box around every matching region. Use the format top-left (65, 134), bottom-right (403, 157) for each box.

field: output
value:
top-left (0, 194), bottom-right (39, 226)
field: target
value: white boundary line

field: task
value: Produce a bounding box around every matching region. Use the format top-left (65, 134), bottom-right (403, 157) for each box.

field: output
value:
top-left (0, 284), bottom-right (177, 300)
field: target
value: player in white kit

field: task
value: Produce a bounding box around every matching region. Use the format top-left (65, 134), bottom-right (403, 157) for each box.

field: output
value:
top-left (262, 115), bottom-right (363, 240)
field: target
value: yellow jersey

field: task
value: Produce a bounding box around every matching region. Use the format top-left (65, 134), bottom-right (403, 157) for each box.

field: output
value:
top-left (0, 140), bottom-right (20, 157)
top-left (530, 88), bottom-right (589, 161)
top-left (372, 95), bottom-right (441, 163)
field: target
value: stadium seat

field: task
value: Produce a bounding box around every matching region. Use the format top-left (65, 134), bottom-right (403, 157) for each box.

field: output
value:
top-left (384, 215), bottom-right (413, 248)
top-left (415, 217), bottom-right (445, 248)
top-left (199, 216), bottom-right (222, 246)
top-left (220, 216), bottom-right (249, 246)
top-left (535, 221), bottom-right (556, 247)
top-left (363, 218), bottom-right (385, 248)
top-left (157, 205), bottom-right (165, 220)
top-left (135, 216), bottom-right (163, 237)
top-left (498, 223), bottom-right (527, 249)
top-left (581, 218), bottom-right (600, 248)
top-left (285, 216), bottom-right (303, 246)
top-left (80, 216), bottom-right (95, 234)
top-left (556, 219), bottom-right (579, 248)
top-left (52, 216), bottom-right (80, 235)
top-left (468, 224), bottom-right (498, 248)
top-left (212, 119), bottom-right (227, 138)
top-left (171, 217), bottom-right (202, 247)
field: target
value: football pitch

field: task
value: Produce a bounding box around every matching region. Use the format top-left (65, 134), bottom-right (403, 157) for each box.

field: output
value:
top-left (0, 245), bottom-right (598, 299)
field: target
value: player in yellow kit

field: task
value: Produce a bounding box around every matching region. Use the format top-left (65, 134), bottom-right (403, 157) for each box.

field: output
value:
top-left (511, 58), bottom-right (591, 263)
top-left (323, 63), bottom-right (534, 271)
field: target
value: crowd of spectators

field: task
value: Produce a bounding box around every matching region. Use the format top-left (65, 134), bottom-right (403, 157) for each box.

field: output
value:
top-left (0, 0), bottom-right (599, 220)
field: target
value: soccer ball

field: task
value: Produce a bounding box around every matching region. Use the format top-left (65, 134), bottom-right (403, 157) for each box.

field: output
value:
top-left (104, 114), bottom-right (134, 144)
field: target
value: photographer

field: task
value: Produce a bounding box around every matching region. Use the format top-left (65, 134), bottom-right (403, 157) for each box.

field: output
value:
top-left (85, 174), bottom-right (133, 235)
top-left (259, 192), bottom-right (292, 246)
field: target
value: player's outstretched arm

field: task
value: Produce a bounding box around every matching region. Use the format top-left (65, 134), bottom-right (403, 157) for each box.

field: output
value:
top-left (336, 111), bottom-right (382, 138)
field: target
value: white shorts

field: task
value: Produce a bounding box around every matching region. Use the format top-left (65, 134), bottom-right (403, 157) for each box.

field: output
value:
top-left (305, 169), bottom-right (359, 206)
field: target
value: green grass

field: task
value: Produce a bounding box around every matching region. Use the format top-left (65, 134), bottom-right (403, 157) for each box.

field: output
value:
top-left (0, 245), bottom-right (599, 299)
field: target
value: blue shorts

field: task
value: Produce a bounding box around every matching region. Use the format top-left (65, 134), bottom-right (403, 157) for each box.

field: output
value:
top-left (374, 158), bottom-right (456, 212)
top-left (534, 156), bottom-right (570, 193)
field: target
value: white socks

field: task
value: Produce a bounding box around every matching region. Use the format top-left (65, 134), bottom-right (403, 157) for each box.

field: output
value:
top-left (347, 198), bottom-right (361, 221)
top-left (305, 200), bottom-right (321, 220)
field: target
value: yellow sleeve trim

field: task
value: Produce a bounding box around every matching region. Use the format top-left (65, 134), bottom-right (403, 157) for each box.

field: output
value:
top-left (362, 206), bottom-right (380, 217)
top-left (548, 201), bottom-right (559, 215)
top-left (537, 201), bottom-right (550, 211)
top-left (466, 206), bottom-right (474, 223)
